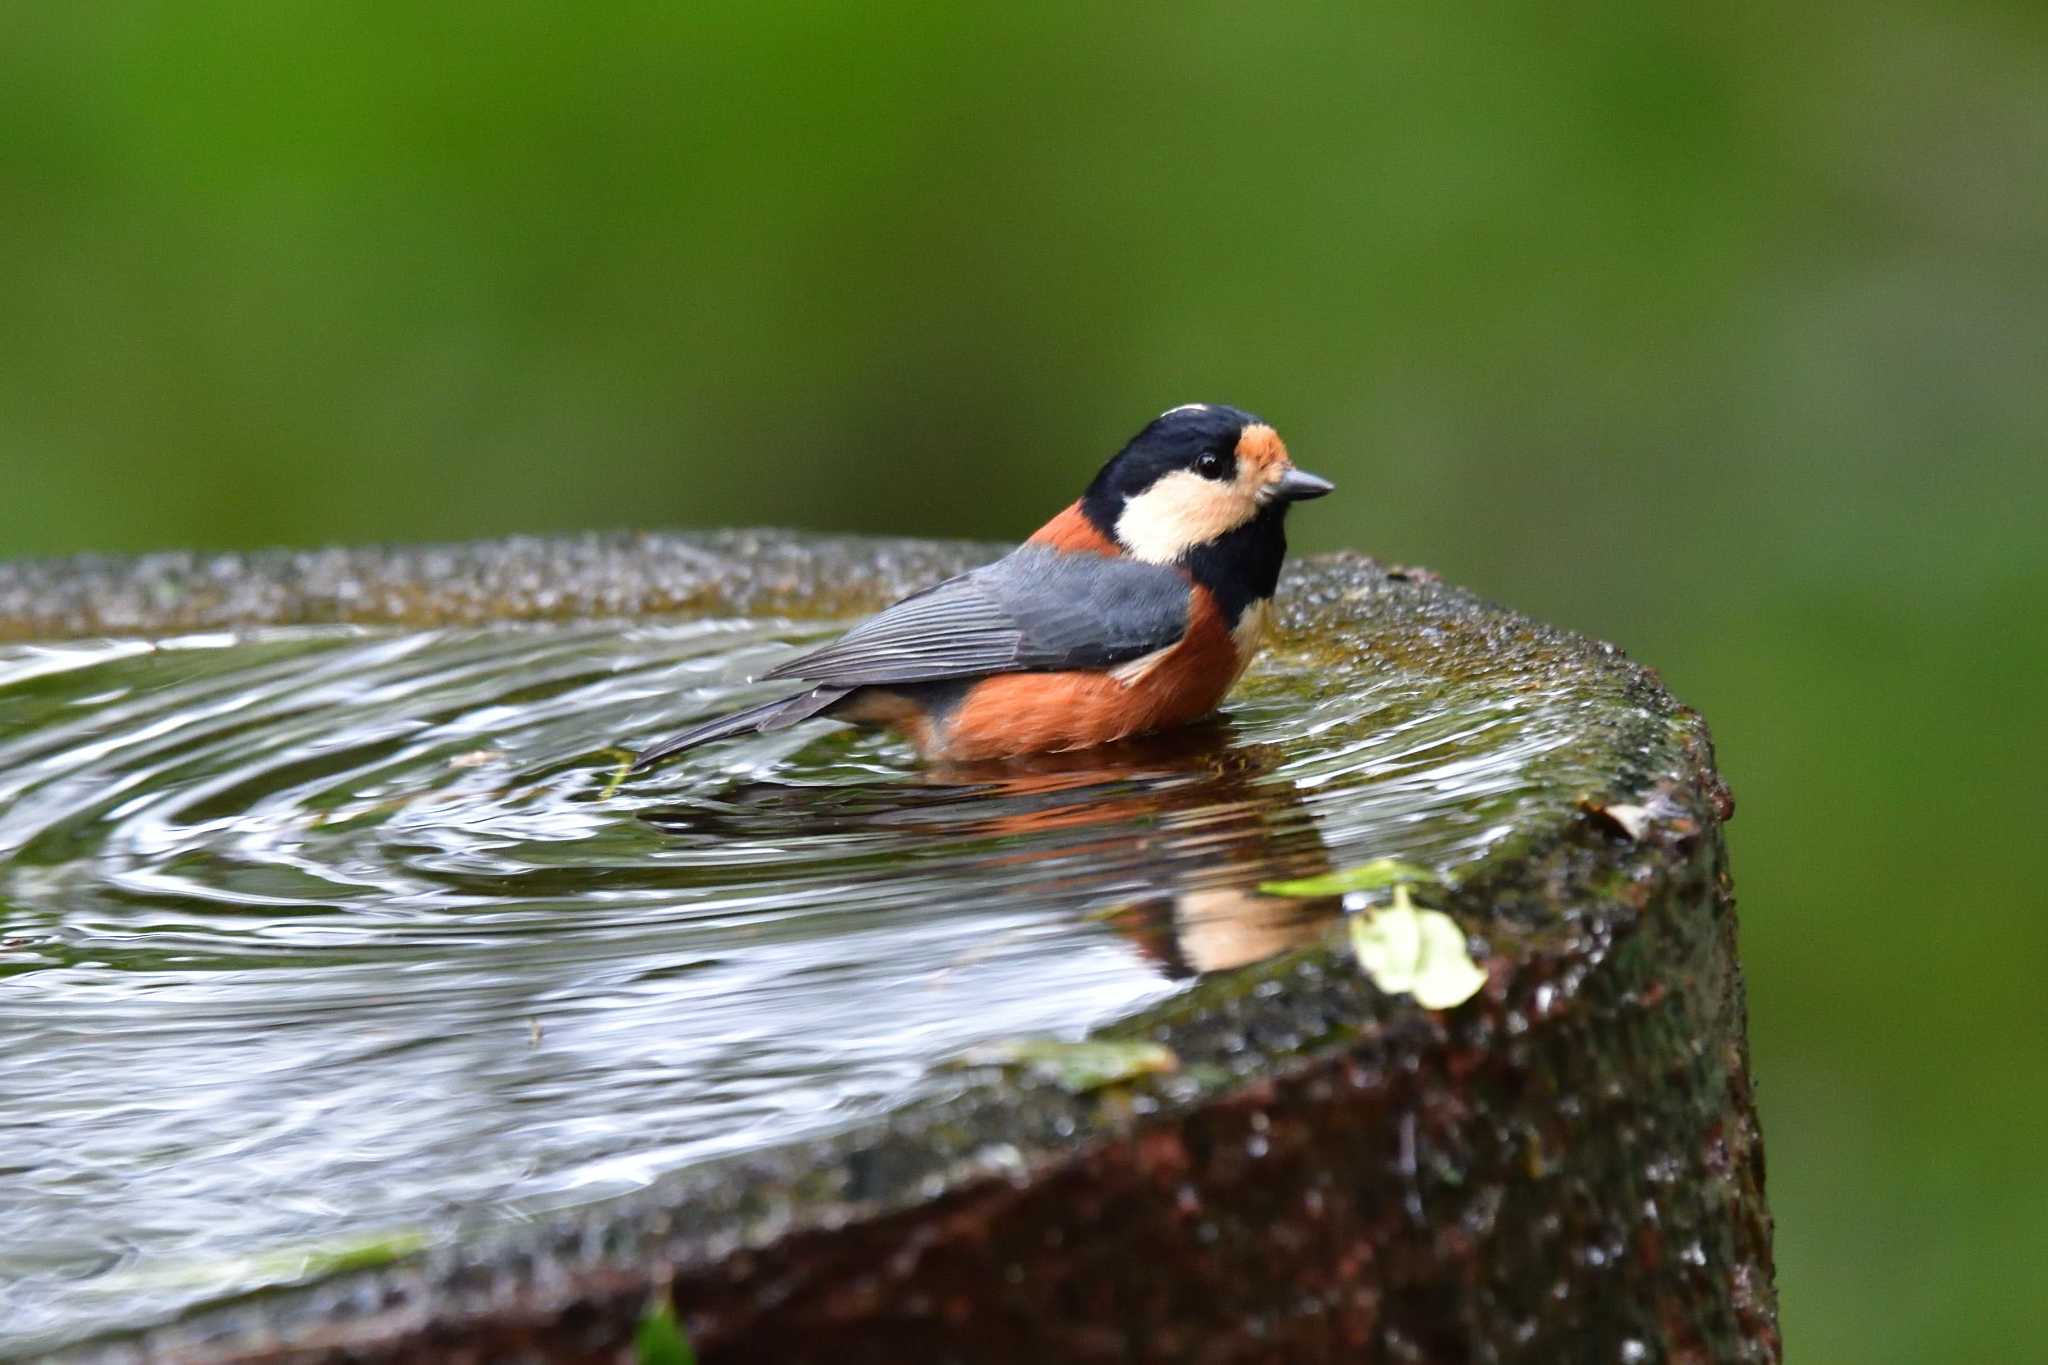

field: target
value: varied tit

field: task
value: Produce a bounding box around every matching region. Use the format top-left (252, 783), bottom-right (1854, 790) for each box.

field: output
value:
top-left (631, 403), bottom-right (1333, 769)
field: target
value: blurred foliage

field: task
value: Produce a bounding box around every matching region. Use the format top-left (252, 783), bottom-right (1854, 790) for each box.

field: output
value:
top-left (3, 4), bottom-right (2044, 1359)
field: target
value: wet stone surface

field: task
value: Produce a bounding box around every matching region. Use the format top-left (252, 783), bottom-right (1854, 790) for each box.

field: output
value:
top-left (0, 534), bottom-right (1775, 1363)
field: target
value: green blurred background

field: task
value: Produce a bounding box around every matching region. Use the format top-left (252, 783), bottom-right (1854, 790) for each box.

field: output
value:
top-left (3, 5), bottom-right (2043, 1358)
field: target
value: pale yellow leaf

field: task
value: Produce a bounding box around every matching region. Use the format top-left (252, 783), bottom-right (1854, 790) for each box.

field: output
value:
top-left (1348, 885), bottom-right (1485, 1010)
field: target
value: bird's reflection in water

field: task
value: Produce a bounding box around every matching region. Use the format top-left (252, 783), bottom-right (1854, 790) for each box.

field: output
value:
top-left (640, 721), bottom-right (1341, 980)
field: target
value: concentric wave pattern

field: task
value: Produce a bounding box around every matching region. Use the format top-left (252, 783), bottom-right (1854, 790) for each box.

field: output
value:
top-left (0, 619), bottom-right (1601, 1356)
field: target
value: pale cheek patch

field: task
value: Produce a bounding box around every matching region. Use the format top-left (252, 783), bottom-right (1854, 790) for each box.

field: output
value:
top-left (1115, 470), bottom-right (1258, 563)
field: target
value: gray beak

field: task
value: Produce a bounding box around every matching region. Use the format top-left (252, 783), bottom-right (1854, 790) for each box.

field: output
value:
top-left (1274, 468), bottom-right (1336, 502)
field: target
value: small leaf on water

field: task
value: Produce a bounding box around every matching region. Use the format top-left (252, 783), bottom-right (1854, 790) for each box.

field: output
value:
top-left (1259, 858), bottom-right (1446, 899)
top-left (1081, 900), bottom-right (1138, 923)
top-left (954, 1037), bottom-right (1179, 1093)
top-left (111, 1229), bottom-right (431, 1290)
top-left (635, 1299), bottom-right (697, 1365)
top-left (596, 750), bottom-right (636, 801)
top-left (1348, 885), bottom-right (1487, 1010)
top-left (1407, 905), bottom-right (1490, 1010)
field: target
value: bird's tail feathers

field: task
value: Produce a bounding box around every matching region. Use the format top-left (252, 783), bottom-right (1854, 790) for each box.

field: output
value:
top-left (630, 685), bottom-right (851, 772)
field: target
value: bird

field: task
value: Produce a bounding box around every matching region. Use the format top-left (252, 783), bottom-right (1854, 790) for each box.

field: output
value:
top-left (630, 403), bottom-right (1333, 769)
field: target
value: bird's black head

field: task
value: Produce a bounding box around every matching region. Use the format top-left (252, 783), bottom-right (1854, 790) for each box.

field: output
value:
top-left (1078, 404), bottom-right (1334, 613)
top-left (1083, 404), bottom-right (1265, 512)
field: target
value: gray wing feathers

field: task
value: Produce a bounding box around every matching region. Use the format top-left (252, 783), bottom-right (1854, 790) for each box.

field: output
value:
top-left (763, 547), bottom-right (1188, 688)
top-left (630, 684), bottom-right (851, 771)
top-left (763, 576), bottom-right (1023, 683)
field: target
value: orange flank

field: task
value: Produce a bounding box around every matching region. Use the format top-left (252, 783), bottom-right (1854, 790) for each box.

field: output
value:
top-left (935, 588), bottom-right (1238, 762)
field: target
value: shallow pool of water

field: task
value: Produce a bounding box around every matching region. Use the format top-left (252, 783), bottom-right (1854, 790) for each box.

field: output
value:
top-left (0, 615), bottom-right (1602, 1357)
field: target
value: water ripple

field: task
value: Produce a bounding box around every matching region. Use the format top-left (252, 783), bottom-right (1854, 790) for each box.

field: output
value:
top-left (0, 618), bottom-right (1605, 1356)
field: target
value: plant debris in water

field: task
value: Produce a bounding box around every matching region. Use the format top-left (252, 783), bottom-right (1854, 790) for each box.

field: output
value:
top-left (106, 1229), bottom-right (430, 1291)
top-left (952, 1037), bottom-right (1180, 1092)
top-left (1258, 857), bottom-right (1447, 899)
top-left (1348, 884), bottom-right (1487, 1010)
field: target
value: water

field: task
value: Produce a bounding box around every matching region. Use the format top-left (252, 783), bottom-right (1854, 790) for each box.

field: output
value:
top-left (0, 617), bottom-right (1605, 1357)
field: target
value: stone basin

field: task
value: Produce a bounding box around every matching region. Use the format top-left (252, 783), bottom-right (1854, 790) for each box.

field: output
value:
top-left (0, 533), bottom-right (1778, 1363)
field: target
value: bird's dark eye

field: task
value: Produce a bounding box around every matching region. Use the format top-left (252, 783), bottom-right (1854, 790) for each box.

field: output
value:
top-left (1194, 451), bottom-right (1228, 480)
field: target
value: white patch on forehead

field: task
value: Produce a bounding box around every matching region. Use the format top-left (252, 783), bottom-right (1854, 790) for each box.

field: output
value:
top-left (1114, 469), bottom-right (1257, 563)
